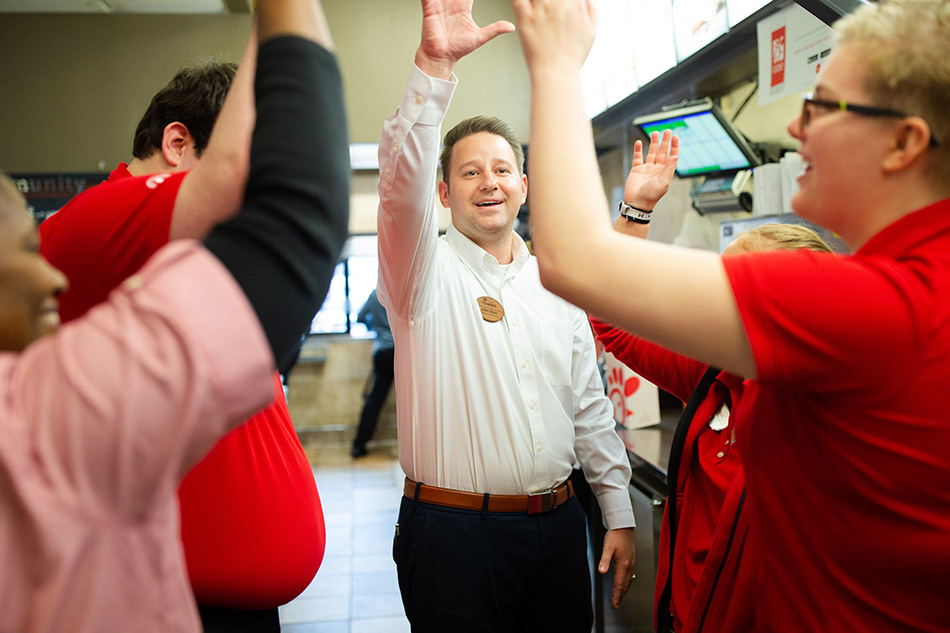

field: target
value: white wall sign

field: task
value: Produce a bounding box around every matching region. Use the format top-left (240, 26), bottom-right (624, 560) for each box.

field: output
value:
top-left (757, 3), bottom-right (834, 106)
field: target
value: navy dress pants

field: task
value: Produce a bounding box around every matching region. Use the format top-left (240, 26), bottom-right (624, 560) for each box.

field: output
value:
top-left (197, 605), bottom-right (280, 633)
top-left (393, 494), bottom-right (593, 633)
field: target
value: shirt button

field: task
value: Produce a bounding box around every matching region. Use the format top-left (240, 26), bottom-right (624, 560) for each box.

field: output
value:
top-left (717, 451), bottom-right (725, 458)
top-left (391, 144), bottom-right (399, 154)
top-left (536, 445), bottom-right (543, 453)
top-left (512, 320), bottom-right (518, 327)
top-left (521, 361), bottom-right (528, 368)
top-left (529, 403), bottom-right (536, 410)
top-left (415, 94), bottom-right (424, 104)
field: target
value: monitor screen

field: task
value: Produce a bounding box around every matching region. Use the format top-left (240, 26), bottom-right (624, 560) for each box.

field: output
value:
top-left (633, 100), bottom-right (760, 178)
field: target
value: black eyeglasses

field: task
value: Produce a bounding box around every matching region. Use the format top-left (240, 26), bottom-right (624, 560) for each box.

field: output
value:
top-left (800, 92), bottom-right (939, 147)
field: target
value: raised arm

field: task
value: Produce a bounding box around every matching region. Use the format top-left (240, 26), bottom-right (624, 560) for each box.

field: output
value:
top-left (204, 0), bottom-right (349, 369)
top-left (169, 0), bottom-right (337, 242)
top-left (257, 0), bottom-right (335, 43)
top-left (376, 0), bottom-right (514, 317)
top-left (510, 0), bottom-right (755, 378)
top-left (168, 25), bottom-right (257, 241)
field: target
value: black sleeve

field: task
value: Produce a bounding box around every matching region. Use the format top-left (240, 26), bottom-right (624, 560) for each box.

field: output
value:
top-left (204, 36), bottom-right (350, 367)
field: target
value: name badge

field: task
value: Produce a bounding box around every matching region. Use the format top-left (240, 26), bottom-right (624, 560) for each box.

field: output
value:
top-left (477, 296), bottom-right (505, 322)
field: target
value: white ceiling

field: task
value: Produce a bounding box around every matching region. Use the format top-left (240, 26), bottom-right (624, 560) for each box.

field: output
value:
top-left (0, 0), bottom-right (251, 13)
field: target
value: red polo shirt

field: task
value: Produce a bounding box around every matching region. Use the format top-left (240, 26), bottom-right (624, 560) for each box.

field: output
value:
top-left (40, 163), bottom-right (325, 608)
top-left (723, 198), bottom-right (950, 632)
top-left (591, 320), bottom-right (744, 631)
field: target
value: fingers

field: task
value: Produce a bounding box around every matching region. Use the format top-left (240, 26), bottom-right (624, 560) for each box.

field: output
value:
top-left (478, 19), bottom-right (517, 46)
top-left (632, 139), bottom-right (644, 168)
top-left (597, 540), bottom-right (614, 575)
top-left (510, 0), bottom-right (531, 23)
top-left (610, 569), bottom-right (633, 609)
top-left (611, 562), bottom-right (635, 609)
top-left (662, 147), bottom-right (680, 180)
top-left (645, 131), bottom-right (660, 164)
top-left (647, 129), bottom-right (676, 164)
top-left (657, 129), bottom-right (673, 156)
top-left (510, 0), bottom-right (596, 69)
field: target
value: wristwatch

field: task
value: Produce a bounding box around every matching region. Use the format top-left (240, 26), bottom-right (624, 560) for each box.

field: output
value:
top-left (618, 201), bottom-right (653, 224)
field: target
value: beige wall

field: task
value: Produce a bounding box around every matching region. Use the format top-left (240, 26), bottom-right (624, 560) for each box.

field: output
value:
top-left (0, 0), bottom-right (527, 174)
top-left (0, 14), bottom-right (252, 173)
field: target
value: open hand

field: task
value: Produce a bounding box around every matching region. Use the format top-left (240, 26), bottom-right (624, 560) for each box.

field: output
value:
top-left (624, 129), bottom-right (679, 210)
top-left (416, 0), bottom-right (515, 78)
top-left (510, 0), bottom-right (596, 74)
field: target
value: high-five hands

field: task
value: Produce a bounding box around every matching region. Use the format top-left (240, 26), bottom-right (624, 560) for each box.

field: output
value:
top-left (416, 0), bottom-right (515, 78)
top-left (510, 0), bottom-right (596, 74)
top-left (625, 130), bottom-right (680, 210)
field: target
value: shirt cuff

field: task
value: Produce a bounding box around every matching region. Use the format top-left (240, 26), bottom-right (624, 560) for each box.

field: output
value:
top-left (598, 487), bottom-right (637, 530)
top-left (401, 64), bottom-right (457, 126)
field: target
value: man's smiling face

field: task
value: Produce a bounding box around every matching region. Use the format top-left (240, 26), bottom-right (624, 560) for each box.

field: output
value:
top-left (439, 131), bottom-right (527, 253)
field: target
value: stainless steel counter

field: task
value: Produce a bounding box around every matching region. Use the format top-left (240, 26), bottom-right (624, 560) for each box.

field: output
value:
top-left (618, 416), bottom-right (676, 496)
top-left (593, 415), bottom-right (679, 633)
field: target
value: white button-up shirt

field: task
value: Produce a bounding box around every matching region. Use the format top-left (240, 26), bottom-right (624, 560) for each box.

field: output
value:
top-left (377, 65), bottom-right (634, 529)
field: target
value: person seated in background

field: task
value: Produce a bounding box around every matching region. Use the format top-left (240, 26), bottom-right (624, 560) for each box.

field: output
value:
top-left (0, 0), bottom-right (349, 630)
top-left (512, 0), bottom-right (950, 630)
top-left (351, 288), bottom-right (395, 458)
top-left (38, 15), bottom-right (326, 633)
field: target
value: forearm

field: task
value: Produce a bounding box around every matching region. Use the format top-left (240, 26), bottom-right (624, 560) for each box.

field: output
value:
top-left (528, 67), bottom-right (754, 377)
top-left (597, 322), bottom-right (706, 401)
top-left (204, 37), bottom-right (349, 368)
top-left (613, 213), bottom-right (649, 239)
top-left (169, 26), bottom-right (257, 240)
top-left (257, 0), bottom-right (334, 47)
top-left (376, 66), bottom-right (454, 317)
top-left (571, 316), bottom-right (635, 529)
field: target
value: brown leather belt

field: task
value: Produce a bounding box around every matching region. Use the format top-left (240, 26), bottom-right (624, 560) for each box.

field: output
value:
top-left (404, 478), bottom-right (574, 514)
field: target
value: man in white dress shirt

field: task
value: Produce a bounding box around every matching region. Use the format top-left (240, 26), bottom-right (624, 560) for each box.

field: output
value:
top-left (377, 1), bottom-right (636, 630)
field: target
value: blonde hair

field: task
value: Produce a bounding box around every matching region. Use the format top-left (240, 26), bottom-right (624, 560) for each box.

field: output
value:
top-left (835, 0), bottom-right (950, 181)
top-left (732, 223), bottom-right (833, 254)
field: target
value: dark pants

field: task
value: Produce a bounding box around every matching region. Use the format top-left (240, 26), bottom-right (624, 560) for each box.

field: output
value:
top-left (352, 347), bottom-right (395, 450)
top-left (393, 495), bottom-right (593, 633)
top-left (197, 605), bottom-right (280, 633)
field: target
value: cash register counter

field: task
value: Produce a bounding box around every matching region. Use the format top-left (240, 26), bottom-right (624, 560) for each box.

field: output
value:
top-left (591, 416), bottom-right (677, 633)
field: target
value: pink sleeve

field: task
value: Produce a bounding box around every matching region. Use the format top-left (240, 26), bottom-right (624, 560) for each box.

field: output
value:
top-left (9, 241), bottom-right (274, 518)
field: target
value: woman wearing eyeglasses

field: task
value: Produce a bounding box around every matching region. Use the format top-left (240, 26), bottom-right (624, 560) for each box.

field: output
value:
top-left (512, 0), bottom-right (950, 631)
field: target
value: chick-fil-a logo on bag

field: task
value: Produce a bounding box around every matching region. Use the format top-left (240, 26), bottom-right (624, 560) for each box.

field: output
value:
top-left (771, 26), bottom-right (786, 88)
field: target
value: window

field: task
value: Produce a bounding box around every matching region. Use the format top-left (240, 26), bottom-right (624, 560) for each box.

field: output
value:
top-left (310, 235), bottom-right (378, 335)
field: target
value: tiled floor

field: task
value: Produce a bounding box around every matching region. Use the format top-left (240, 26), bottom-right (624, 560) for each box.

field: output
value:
top-left (279, 446), bottom-right (410, 633)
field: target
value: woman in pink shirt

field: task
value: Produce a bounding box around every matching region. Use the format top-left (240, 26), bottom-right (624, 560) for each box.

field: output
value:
top-left (0, 0), bottom-right (348, 630)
